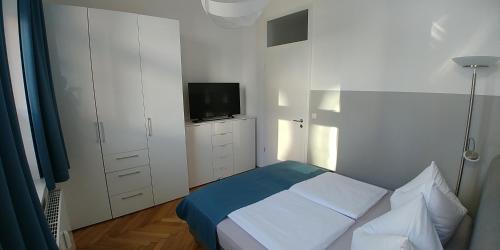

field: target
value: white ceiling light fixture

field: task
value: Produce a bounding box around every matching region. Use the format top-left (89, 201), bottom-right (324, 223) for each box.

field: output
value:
top-left (201, 0), bottom-right (269, 28)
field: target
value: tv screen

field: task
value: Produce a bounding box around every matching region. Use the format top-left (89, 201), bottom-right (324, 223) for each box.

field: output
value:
top-left (188, 83), bottom-right (240, 121)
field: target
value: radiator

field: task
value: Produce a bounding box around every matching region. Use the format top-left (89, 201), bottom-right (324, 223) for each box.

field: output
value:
top-left (44, 189), bottom-right (75, 250)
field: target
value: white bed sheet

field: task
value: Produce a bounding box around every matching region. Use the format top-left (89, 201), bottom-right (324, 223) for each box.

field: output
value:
top-left (228, 190), bottom-right (354, 250)
top-left (290, 172), bottom-right (387, 219)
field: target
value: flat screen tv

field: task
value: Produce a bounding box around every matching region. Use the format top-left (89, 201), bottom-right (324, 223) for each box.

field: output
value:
top-left (188, 83), bottom-right (240, 121)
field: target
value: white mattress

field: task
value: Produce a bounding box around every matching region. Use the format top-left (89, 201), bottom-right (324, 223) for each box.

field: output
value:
top-left (217, 192), bottom-right (473, 250)
top-left (227, 190), bottom-right (355, 250)
top-left (289, 172), bottom-right (387, 219)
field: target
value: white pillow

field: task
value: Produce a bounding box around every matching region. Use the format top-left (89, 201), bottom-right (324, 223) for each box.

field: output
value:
top-left (390, 162), bottom-right (467, 243)
top-left (351, 233), bottom-right (415, 250)
top-left (352, 195), bottom-right (442, 250)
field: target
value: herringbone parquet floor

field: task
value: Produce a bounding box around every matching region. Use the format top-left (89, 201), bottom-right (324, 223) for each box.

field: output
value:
top-left (73, 197), bottom-right (203, 250)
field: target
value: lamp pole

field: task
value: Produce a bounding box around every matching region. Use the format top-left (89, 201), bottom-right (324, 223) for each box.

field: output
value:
top-left (452, 56), bottom-right (500, 196)
top-left (455, 66), bottom-right (478, 196)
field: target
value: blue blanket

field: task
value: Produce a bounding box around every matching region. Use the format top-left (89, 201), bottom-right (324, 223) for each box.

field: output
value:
top-left (176, 161), bottom-right (327, 250)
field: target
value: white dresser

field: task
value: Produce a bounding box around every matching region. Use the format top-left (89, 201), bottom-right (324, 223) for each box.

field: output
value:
top-left (185, 117), bottom-right (256, 188)
top-left (45, 4), bottom-right (189, 229)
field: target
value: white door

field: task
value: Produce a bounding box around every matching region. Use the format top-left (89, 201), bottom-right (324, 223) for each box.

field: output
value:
top-left (263, 42), bottom-right (311, 165)
top-left (233, 118), bottom-right (256, 174)
top-left (88, 9), bottom-right (148, 156)
top-left (44, 4), bottom-right (112, 229)
top-left (138, 15), bottom-right (189, 204)
top-left (186, 124), bottom-right (214, 187)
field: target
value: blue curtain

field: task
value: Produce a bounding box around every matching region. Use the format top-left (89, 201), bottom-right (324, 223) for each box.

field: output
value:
top-left (18, 0), bottom-right (69, 190)
top-left (0, 4), bottom-right (57, 249)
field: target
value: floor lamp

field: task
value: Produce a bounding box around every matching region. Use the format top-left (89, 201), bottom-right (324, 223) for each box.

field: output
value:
top-left (452, 56), bottom-right (500, 195)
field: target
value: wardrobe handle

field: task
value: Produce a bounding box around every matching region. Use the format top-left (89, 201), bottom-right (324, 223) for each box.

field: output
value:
top-left (147, 118), bottom-right (152, 137)
top-left (99, 122), bottom-right (106, 143)
top-left (94, 122), bottom-right (100, 143)
top-left (118, 171), bottom-right (141, 178)
top-left (121, 192), bottom-right (143, 200)
top-left (116, 154), bottom-right (139, 160)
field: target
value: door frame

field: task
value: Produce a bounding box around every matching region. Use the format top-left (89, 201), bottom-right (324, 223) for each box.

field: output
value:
top-left (262, 6), bottom-right (314, 166)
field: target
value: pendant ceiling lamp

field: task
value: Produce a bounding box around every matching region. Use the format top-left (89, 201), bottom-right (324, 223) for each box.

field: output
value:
top-left (201, 0), bottom-right (269, 28)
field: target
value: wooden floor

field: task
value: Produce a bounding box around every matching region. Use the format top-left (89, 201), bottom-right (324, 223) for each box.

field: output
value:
top-left (73, 198), bottom-right (203, 250)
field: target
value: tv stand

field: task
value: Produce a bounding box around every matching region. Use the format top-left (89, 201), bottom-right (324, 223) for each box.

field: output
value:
top-left (185, 116), bottom-right (256, 187)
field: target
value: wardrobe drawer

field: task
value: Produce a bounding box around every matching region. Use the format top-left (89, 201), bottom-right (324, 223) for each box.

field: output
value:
top-left (212, 133), bottom-right (233, 146)
top-left (212, 121), bottom-right (232, 135)
top-left (106, 166), bottom-right (152, 196)
top-left (213, 143), bottom-right (233, 158)
top-left (104, 149), bottom-right (149, 173)
top-left (110, 187), bottom-right (154, 218)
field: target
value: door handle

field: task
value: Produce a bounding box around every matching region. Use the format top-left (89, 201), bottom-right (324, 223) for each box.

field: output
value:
top-left (99, 122), bottom-right (106, 143)
top-left (94, 122), bottom-right (100, 143)
top-left (147, 118), bottom-right (152, 137)
top-left (292, 119), bottom-right (304, 123)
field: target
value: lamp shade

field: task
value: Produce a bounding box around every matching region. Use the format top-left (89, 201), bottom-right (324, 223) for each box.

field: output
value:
top-left (201, 0), bottom-right (269, 28)
top-left (452, 56), bottom-right (500, 67)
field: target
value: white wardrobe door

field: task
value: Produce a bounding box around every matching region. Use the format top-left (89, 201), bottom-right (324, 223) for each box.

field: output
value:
top-left (186, 124), bottom-right (214, 187)
top-left (88, 9), bottom-right (148, 156)
top-left (233, 118), bottom-right (256, 174)
top-left (44, 4), bottom-right (112, 229)
top-left (139, 16), bottom-right (188, 204)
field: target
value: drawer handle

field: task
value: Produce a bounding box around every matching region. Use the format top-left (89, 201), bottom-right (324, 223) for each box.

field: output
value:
top-left (215, 143), bottom-right (231, 148)
top-left (117, 171), bottom-right (141, 178)
top-left (121, 192), bottom-right (143, 200)
top-left (116, 154), bottom-right (140, 160)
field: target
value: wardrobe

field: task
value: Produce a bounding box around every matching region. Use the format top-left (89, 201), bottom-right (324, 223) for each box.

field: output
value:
top-left (44, 4), bottom-right (189, 229)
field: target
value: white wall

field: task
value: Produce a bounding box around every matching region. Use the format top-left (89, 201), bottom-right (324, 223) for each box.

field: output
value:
top-left (311, 0), bottom-right (500, 95)
top-left (3, 0), bottom-right (40, 179)
top-left (254, 0), bottom-right (500, 211)
top-left (309, 0), bottom-right (500, 211)
top-left (45, 0), bottom-right (259, 118)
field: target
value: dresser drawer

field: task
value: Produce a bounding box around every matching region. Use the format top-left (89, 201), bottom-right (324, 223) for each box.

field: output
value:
top-left (214, 165), bottom-right (234, 179)
top-left (106, 166), bottom-right (152, 196)
top-left (103, 149), bottom-right (149, 173)
top-left (214, 154), bottom-right (233, 168)
top-left (110, 187), bottom-right (154, 218)
top-left (212, 133), bottom-right (232, 146)
top-left (212, 121), bottom-right (232, 135)
top-left (213, 143), bottom-right (233, 158)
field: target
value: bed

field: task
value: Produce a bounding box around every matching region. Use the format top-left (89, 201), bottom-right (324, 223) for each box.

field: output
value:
top-left (177, 161), bottom-right (480, 250)
top-left (216, 193), bottom-right (473, 250)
